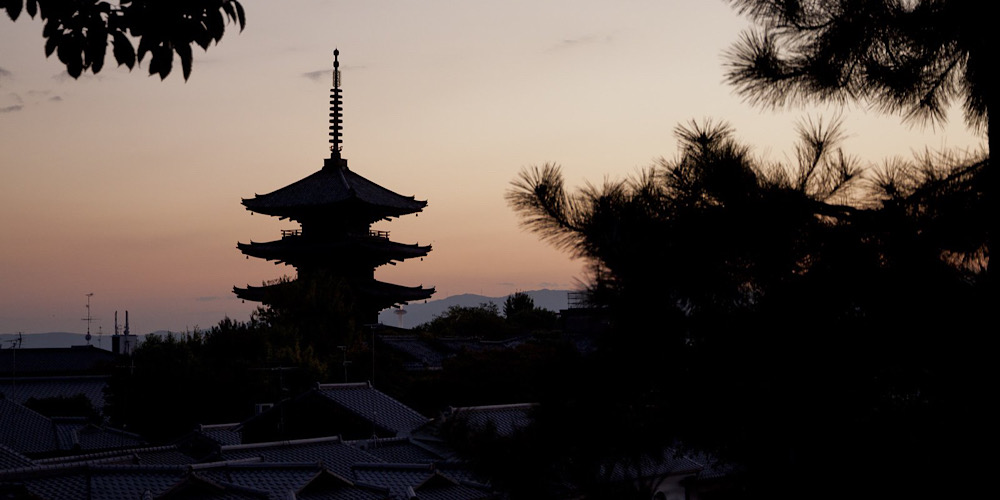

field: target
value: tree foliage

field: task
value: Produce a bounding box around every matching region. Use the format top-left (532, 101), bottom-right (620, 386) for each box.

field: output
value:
top-left (415, 294), bottom-right (559, 340)
top-left (105, 316), bottom-right (327, 442)
top-left (1, 0), bottom-right (246, 79)
top-left (507, 119), bottom-right (987, 498)
top-left (415, 302), bottom-right (509, 339)
top-left (25, 394), bottom-right (99, 420)
top-left (724, 0), bottom-right (992, 283)
top-left (724, 0), bottom-right (990, 132)
top-left (502, 291), bottom-right (535, 318)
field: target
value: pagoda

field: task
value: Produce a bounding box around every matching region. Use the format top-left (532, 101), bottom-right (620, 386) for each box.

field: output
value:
top-left (235, 50), bottom-right (434, 323)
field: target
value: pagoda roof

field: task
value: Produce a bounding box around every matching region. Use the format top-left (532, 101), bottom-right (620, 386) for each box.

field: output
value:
top-left (242, 159), bottom-right (427, 219)
top-left (234, 278), bottom-right (434, 309)
top-left (237, 234), bottom-right (431, 267)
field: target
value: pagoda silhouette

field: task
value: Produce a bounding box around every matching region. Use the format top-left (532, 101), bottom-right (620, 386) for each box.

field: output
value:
top-left (235, 50), bottom-right (434, 324)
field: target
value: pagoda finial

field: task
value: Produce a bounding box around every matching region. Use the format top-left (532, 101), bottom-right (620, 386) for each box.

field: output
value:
top-left (329, 48), bottom-right (344, 160)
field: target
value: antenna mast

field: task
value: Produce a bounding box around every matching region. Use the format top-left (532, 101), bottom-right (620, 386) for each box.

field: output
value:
top-left (82, 292), bottom-right (96, 345)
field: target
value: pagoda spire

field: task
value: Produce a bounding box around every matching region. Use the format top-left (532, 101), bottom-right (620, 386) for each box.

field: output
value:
top-left (329, 49), bottom-right (344, 160)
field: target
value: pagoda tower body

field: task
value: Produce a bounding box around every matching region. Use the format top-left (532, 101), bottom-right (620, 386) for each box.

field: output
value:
top-left (235, 50), bottom-right (434, 323)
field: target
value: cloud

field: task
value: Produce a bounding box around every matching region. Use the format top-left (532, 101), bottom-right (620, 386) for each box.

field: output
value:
top-left (49, 95), bottom-right (63, 102)
top-left (0, 67), bottom-right (12, 79)
top-left (0, 105), bottom-right (23, 113)
top-left (195, 296), bottom-right (223, 302)
top-left (303, 64), bottom-right (365, 82)
top-left (536, 282), bottom-right (567, 289)
top-left (548, 33), bottom-right (615, 52)
top-left (302, 69), bottom-right (328, 82)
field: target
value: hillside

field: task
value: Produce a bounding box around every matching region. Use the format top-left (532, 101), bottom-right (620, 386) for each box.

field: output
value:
top-left (376, 289), bottom-right (570, 329)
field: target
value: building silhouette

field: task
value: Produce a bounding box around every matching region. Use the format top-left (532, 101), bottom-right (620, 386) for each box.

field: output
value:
top-left (235, 50), bottom-right (434, 323)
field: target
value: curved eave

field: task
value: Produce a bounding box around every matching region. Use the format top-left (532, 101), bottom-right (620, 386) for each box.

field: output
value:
top-left (234, 278), bottom-right (434, 307)
top-left (233, 284), bottom-right (273, 303)
top-left (242, 197), bottom-right (426, 222)
top-left (357, 281), bottom-right (436, 310)
top-left (240, 165), bottom-right (427, 219)
top-left (236, 237), bottom-right (432, 266)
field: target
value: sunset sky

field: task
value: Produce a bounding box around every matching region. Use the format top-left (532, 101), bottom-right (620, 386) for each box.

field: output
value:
top-left (0, 0), bottom-right (985, 335)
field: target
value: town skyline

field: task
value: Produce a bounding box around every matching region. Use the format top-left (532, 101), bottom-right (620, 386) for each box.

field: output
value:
top-left (1, 0), bottom-right (986, 334)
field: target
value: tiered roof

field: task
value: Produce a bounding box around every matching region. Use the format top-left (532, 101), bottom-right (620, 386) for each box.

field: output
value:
top-left (237, 234), bottom-right (430, 268)
top-left (241, 160), bottom-right (427, 221)
top-left (234, 49), bottom-right (434, 313)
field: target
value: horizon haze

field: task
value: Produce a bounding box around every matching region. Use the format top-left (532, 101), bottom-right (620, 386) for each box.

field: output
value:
top-left (0, 0), bottom-right (985, 334)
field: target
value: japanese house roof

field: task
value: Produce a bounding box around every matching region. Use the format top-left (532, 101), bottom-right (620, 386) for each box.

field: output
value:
top-left (241, 159), bottom-right (427, 219)
top-left (0, 399), bottom-right (59, 455)
top-left (0, 375), bottom-right (110, 412)
top-left (443, 404), bottom-right (537, 438)
top-left (312, 383), bottom-right (430, 438)
top-left (219, 436), bottom-right (379, 479)
top-left (0, 346), bottom-right (117, 376)
top-left (343, 437), bottom-right (444, 465)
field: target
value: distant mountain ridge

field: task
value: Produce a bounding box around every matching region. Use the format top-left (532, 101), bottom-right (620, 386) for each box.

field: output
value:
top-left (0, 331), bottom-right (157, 350)
top-left (0, 332), bottom-right (110, 350)
top-left (377, 289), bottom-right (571, 329)
top-left (3, 290), bottom-right (572, 346)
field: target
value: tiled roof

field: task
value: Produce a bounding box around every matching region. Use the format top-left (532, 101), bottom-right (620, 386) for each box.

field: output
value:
top-left (156, 471), bottom-right (271, 499)
top-left (0, 399), bottom-right (59, 455)
top-left (294, 469), bottom-right (390, 500)
top-left (598, 447), bottom-right (710, 483)
top-left (314, 383), bottom-right (430, 437)
top-left (219, 436), bottom-right (381, 478)
top-left (344, 437), bottom-right (443, 464)
top-left (33, 444), bottom-right (197, 467)
top-left (241, 162), bottom-right (427, 219)
top-left (437, 337), bottom-right (529, 353)
top-left (198, 423), bottom-right (243, 446)
top-left (198, 463), bottom-right (322, 500)
top-left (0, 375), bottom-right (110, 411)
top-left (88, 465), bottom-right (190, 500)
top-left (351, 464), bottom-right (495, 500)
top-left (445, 404), bottom-right (536, 438)
top-left (0, 444), bottom-right (32, 471)
top-left (0, 347), bottom-right (117, 376)
top-left (376, 336), bottom-right (449, 371)
top-left (198, 462), bottom-right (392, 500)
top-left (51, 419), bottom-right (145, 452)
top-left (0, 463), bottom-right (286, 500)
top-left (4, 468), bottom-right (90, 499)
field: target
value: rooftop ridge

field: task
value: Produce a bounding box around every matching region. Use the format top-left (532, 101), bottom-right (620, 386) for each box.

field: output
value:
top-left (0, 463), bottom-right (89, 480)
top-left (449, 403), bottom-right (538, 412)
top-left (316, 381), bottom-right (370, 389)
top-left (0, 374), bottom-right (110, 382)
top-left (198, 461), bottom-right (326, 470)
top-left (342, 435), bottom-right (409, 446)
top-left (198, 422), bottom-right (241, 430)
top-left (351, 462), bottom-right (435, 471)
top-left (186, 457), bottom-right (266, 470)
top-left (219, 435), bottom-right (343, 452)
top-left (32, 444), bottom-right (178, 465)
top-left (0, 462), bottom-right (200, 479)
